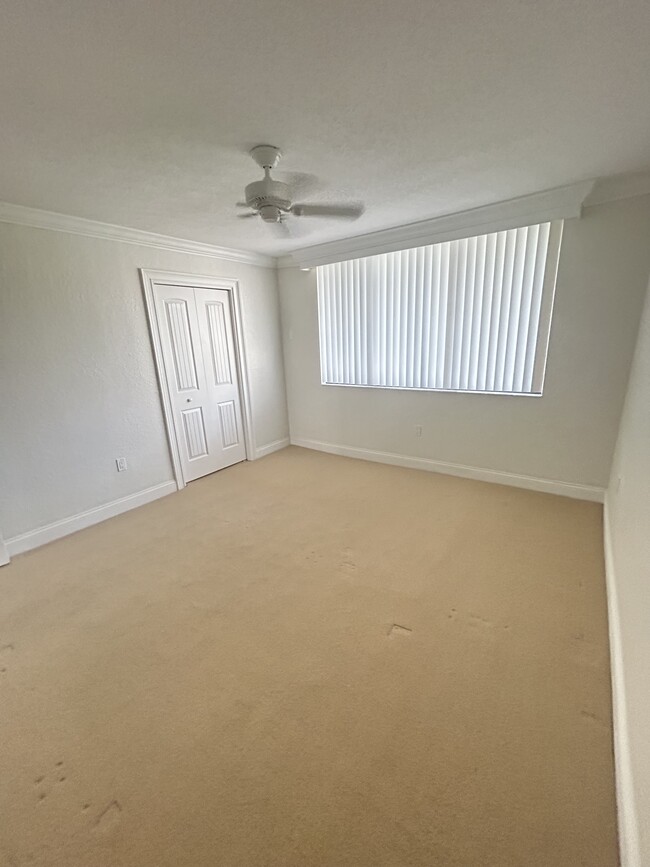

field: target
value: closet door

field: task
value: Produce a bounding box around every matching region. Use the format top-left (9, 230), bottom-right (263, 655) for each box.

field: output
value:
top-left (154, 284), bottom-right (246, 482)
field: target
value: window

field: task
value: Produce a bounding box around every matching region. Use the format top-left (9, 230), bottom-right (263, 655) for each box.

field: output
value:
top-left (317, 221), bottom-right (563, 395)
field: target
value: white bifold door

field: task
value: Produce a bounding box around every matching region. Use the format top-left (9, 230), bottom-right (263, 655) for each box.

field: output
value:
top-left (153, 284), bottom-right (247, 482)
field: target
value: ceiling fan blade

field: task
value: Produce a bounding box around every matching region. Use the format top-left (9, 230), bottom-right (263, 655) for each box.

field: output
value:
top-left (237, 211), bottom-right (258, 219)
top-left (291, 203), bottom-right (364, 220)
top-left (274, 171), bottom-right (320, 198)
top-left (235, 201), bottom-right (250, 208)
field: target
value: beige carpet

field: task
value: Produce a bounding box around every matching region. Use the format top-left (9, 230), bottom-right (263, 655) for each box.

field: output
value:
top-left (0, 447), bottom-right (617, 866)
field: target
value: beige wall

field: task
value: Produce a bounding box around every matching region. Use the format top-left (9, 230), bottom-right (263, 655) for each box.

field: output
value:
top-left (0, 224), bottom-right (288, 540)
top-left (278, 195), bottom-right (650, 491)
top-left (606, 275), bottom-right (650, 865)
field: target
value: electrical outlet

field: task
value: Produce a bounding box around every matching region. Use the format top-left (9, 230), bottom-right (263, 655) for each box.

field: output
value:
top-left (415, 425), bottom-right (423, 438)
top-left (116, 457), bottom-right (128, 472)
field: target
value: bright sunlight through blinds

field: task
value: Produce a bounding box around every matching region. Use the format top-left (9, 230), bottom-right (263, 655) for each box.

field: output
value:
top-left (317, 221), bottom-right (563, 395)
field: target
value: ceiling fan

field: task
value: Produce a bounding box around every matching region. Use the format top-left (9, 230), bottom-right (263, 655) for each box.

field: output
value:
top-left (237, 145), bottom-right (364, 233)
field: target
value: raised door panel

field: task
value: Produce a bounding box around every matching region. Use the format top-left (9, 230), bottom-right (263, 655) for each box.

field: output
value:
top-left (163, 299), bottom-right (199, 392)
top-left (205, 301), bottom-right (233, 385)
top-left (182, 407), bottom-right (209, 459)
top-left (218, 400), bottom-right (239, 448)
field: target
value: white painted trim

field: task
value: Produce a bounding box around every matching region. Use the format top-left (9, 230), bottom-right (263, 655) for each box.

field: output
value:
top-left (2, 174), bottom-right (648, 274)
top-left (290, 437), bottom-right (605, 502)
top-left (255, 437), bottom-right (290, 459)
top-left (0, 534), bottom-right (10, 567)
top-left (140, 269), bottom-right (256, 489)
top-left (281, 180), bottom-right (594, 268)
top-left (586, 171), bottom-right (650, 209)
top-left (5, 481), bottom-right (176, 557)
top-left (603, 498), bottom-right (641, 867)
top-left (0, 201), bottom-right (274, 268)
top-left (228, 282), bottom-right (257, 466)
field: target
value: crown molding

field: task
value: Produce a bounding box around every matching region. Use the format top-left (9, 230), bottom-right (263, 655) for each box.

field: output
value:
top-left (0, 202), bottom-right (275, 268)
top-left (4, 170), bottom-right (649, 273)
top-left (276, 255), bottom-right (309, 270)
top-left (585, 170), bottom-right (650, 208)
top-left (285, 180), bottom-right (595, 268)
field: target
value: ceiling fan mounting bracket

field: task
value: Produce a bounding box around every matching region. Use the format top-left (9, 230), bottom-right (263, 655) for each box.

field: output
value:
top-left (250, 145), bottom-right (282, 171)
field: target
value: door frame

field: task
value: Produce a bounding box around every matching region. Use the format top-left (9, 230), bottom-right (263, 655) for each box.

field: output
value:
top-left (140, 269), bottom-right (255, 490)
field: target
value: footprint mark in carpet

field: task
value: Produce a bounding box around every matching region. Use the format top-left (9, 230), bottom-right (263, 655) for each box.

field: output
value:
top-left (448, 611), bottom-right (507, 636)
top-left (387, 623), bottom-right (413, 638)
top-left (94, 800), bottom-right (122, 832)
top-left (0, 644), bottom-right (14, 674)
top-left (34, 761), bottom-right (67, 802)
top-left (339, 547), bottom-right (357, 575)
top-left (466, 614), bottom-right (499, 642)
top-left (468, 614), bottom-right (493, 629)
top-left (580, 709), bottom-right (606, 727)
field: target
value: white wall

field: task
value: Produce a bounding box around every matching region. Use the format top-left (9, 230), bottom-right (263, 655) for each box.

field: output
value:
top-left (606, 274), bottom-right (650, 866)
top-left (278, 195), bottom-right (650, 492)
top-left (0, 223), bottom-right (288, 541)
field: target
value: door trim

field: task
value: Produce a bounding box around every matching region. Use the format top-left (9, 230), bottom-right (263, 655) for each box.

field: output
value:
top-left (140, 269), bottom-right (255, 490)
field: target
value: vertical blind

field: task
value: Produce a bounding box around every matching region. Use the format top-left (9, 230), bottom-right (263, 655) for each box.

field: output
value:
top-left (317, 220), bottom-right (563, 395)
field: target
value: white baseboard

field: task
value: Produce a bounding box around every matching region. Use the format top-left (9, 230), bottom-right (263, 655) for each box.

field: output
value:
top-left (0, 535), bottom-right (9, 567)
top-left (290, 437), bottom-right (605, 502)
top-left (603, 499), bottom-right (640, 867)
top-left (254, 437), bottom-right (290, 459)
top-left (5, 481), bottom-right (177, 558)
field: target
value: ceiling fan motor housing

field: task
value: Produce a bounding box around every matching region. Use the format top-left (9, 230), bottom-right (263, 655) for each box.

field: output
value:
top-left (258, 204), bottom-right (283, 223)
top-left (245, 177), bottom-right (292, 219)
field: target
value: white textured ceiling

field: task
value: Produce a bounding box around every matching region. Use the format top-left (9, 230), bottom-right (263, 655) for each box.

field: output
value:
top-left (1, 0), bottom-right (650, 256)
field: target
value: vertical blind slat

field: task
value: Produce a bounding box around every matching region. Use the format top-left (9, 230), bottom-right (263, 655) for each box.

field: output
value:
top-left (523, 222), bottom-right (551, 392)
top-left (443, 242), bottom-right (457, 389)
top-left (317, 221), bottom-right (560, 395)
top-left (419, 246), bottom-right (431, 388)
top-left (494, 229), bottom-right (517, 392)
top-left (459, 237), bottom-right (476, 390)
top-left (467, 234), bottom-right (486, 390)
top-left (503, 227), bottom-right (529, 391)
